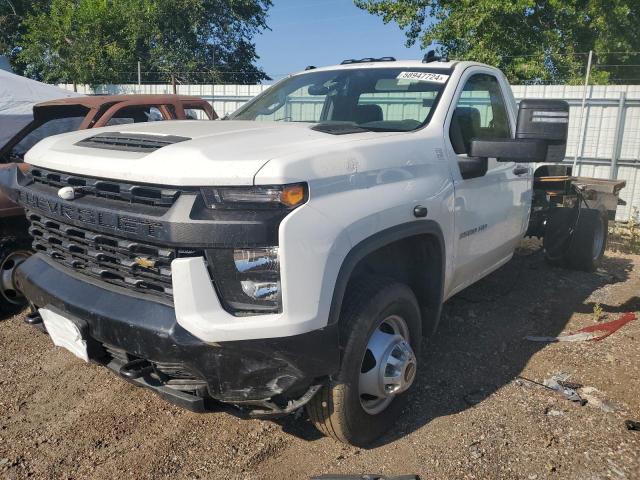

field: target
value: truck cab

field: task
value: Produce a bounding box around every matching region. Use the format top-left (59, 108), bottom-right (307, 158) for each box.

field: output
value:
top-left (0, 59), bottom-right (574, 446)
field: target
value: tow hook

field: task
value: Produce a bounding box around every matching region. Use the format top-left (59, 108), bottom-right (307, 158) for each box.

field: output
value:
top-left (119, 358), bottom-right (154, 379)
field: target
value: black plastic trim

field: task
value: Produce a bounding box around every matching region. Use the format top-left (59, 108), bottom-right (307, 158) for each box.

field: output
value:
top-left (76, 132), bottom-right (190, 152)
top-left (327, 220), bottom-right (445, 334)
top-left (0, 165), bottom-right (286, 248)
top-left (16, 253), bottom-right (339, 404)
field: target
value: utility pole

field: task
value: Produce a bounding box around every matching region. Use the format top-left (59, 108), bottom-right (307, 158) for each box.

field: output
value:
top-left (572, 50), bottom-right (593, 176)
top-left (137, 61), bottom-right (141, 86)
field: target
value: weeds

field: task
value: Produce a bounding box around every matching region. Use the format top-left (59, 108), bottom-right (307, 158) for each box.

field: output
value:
top-left (608, 210), bottom-right (640, 254)
top-left (593, 303), bottom-right (604, 322)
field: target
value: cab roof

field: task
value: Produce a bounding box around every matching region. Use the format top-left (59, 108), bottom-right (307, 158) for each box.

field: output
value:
top-left (34, 94), bottom-right (208, 109)
top-left (298, 59), bottom-right (493, 75)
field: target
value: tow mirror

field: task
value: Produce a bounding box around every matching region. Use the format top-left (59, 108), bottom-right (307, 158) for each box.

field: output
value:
top-left (469, 99), bottom-right (569, 163)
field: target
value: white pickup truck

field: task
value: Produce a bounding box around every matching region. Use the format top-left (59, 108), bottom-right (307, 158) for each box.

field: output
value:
top-left (0, 57), bottom-right (617, 446)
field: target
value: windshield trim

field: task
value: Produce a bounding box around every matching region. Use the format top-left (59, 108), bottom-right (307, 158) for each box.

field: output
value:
top-left (228, 67), bottom-right (450, 133)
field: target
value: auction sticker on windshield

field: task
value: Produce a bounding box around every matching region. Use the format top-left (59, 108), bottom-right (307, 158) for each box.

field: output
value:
top-left (397, 71), bottom-right (449, 84)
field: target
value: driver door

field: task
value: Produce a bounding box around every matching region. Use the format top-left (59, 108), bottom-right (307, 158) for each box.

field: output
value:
top-left (445, 70), bottom-right (529, 294)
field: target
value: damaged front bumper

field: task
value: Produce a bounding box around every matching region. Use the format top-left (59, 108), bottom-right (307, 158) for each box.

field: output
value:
top-left (17, 253), bottom-right (339, 415)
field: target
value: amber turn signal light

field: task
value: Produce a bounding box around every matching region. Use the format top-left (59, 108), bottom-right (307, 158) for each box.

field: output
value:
top-left (280, 184), bottom-right (307, 207)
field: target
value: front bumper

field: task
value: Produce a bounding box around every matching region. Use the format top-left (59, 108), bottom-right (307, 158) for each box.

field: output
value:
top-left (17, 253), bottom-right (339, 410)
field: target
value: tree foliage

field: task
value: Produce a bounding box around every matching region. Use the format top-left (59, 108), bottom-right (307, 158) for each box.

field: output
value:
top-left (6, 0), bottom-right (271, 84)
top-left (355, 0), bottom-right (640, 84)
top-left (0, 0), bottom-right (48, 67)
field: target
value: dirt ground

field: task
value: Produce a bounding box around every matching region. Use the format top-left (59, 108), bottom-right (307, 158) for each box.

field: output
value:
top-left (1, 239), bottom-right (639, 480)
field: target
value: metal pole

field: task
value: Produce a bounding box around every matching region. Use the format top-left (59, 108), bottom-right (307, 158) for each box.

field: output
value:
top-left (628, 165), bottom-right (638, 222)
top-left (572, 50), bottom-right (593, 176)
top-left (610, 91), bottom-right (626, 180)
top-left (211, 43), bottom-right (215, 109)
top-left (137, 61), bottom-right (141, 86)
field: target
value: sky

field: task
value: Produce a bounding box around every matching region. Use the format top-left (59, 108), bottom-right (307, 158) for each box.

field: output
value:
top-left (254, 0), bottom-right (429, 81)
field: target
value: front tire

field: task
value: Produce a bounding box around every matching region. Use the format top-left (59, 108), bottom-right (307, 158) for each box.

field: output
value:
top-left (306, 276), bottom-right (421, 446)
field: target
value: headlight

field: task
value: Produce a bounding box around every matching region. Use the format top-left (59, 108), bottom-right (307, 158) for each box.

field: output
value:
top-left (206, 247), bottom-right (281, 314)
top-left (200, 183), bottom-right (307, 209)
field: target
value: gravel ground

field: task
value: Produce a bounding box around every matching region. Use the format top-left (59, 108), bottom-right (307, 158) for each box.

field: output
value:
top-left (1, 239), bottom-right (639, 479)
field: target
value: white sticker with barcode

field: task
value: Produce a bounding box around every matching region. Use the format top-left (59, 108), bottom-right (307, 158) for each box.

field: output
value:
top-left (396, 71), bottom-right (449, 84)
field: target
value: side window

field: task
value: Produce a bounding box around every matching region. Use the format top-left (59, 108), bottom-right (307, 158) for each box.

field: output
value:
top-left (184, 106), bottom-right (214, 120)
top-left (449, 74), bottom-right (510, 156)
top-left (104, 105), bottom-right (168, 126)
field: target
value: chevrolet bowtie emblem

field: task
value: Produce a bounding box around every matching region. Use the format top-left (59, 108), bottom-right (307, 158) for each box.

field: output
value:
top-left (134, 257), bottom-right (156, 269)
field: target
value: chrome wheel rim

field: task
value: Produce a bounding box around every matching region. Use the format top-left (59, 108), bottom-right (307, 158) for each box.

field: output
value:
top-left (358, 314), bottom-right (416, 415)
top-left (0, 250), bottom-right (30, 305)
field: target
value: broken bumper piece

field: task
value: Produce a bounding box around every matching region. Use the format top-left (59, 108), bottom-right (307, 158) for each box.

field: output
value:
top-left (16, 253), bottom-right (339, 415)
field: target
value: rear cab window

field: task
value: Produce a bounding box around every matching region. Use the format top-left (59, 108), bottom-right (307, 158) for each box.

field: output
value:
top-left (183, 105), bottom-right (214, 120)
top-left (104, 105), bottom-right (170, 126)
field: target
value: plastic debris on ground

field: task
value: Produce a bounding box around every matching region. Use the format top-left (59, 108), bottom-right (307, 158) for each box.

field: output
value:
top-left (516, 374), bottom-right (624, 411)
top-left (516, 374), bottom-right (587, 405)
top-left (524, 312), bottom-right (637, 343)
top-left (542, 373), bottom-right (587, 405)
top-left (626, 420), bottom-right (640, 431)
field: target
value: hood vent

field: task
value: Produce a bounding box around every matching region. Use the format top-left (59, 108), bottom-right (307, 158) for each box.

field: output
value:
top-left (76, 132), bottom-right (190, 152)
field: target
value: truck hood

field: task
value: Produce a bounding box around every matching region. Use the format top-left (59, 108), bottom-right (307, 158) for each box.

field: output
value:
top-left (25, 120), bottom-right (382, 186)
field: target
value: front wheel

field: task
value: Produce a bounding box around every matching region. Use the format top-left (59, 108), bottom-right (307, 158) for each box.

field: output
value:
top-left (306, 276), bottom-right (421, 446)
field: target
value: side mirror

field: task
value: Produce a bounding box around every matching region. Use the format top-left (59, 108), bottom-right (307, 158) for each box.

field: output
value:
top-left (469, 99), bottom-right (569, 163)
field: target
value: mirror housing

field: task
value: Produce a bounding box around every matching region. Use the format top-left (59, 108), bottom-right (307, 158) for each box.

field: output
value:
top-left (469, 99), bottom-right (569, 163)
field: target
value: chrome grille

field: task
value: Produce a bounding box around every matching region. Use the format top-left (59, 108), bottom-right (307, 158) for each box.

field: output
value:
top-left (27, 210), bottom-right (175, 298)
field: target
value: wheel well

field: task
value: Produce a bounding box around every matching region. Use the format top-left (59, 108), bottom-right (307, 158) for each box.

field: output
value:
top-left (346, 234), bottom-right (444, 336)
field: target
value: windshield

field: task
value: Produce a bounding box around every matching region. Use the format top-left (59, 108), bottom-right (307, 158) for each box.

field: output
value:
top-left (230, 67), bottom-right (449, 132)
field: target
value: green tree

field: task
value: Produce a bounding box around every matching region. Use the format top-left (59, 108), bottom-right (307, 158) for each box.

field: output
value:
top-left (0, 0), bottom-right (48, 69)
top-left (13, 0), bottom-right (271, 85)
top-left (355, 0), bottom-right (640, 84)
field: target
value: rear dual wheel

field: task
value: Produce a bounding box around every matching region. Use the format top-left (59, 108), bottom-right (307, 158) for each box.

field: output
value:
top-left (543, 207), bottom-right (607, 272)
top-left (307, 277), bottom-right (421, 446)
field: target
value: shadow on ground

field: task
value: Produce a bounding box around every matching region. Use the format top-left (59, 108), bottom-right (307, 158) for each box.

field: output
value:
top-left (275, 241), bottom-right (634, 445)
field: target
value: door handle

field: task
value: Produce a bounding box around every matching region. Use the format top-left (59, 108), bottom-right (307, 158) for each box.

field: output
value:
top-left (513, 165), bottom-right (529, 176)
